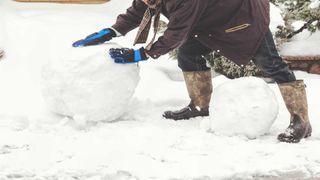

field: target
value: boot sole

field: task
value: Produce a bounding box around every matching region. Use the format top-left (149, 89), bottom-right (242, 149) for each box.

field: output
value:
top-left (162, 109), bottom-right (209, 121)
top-left (278, 131), bottom-right (312, 143)
top-left (173, 115), bottom-right (209, 121)
top-left (163, 114), bottom-right (209, 121)
top-left (304, 132), bottom-right (312, 138)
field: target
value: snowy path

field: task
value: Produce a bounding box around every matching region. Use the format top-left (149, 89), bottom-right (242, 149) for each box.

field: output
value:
top-left (0, 108), bottom-right (320, 180)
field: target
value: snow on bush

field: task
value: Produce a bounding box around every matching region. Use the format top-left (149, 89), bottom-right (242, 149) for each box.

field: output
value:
top-left (270, 3), bottom-right (285, 34)
top-left (42, 45), bottom-right (140, 124)
top-left (209, 77), bottom-right (279, 139)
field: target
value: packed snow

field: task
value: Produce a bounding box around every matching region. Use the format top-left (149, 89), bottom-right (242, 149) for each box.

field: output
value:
top-left (0, 0), bottom-right (320, 180)
top-left (42, 45), bottom-right (140, 125)
top-left (205, 77), bottom-right (279, 139)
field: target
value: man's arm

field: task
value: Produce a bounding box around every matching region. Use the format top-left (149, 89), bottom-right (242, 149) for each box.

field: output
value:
top-left (112, 0), bottom-right (148, 36)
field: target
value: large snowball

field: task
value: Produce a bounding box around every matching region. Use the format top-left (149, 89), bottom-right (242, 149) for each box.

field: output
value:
top-left (209, 77), bottom-right (279, 139)
top-left (41, 45), bottom-right (140, 124)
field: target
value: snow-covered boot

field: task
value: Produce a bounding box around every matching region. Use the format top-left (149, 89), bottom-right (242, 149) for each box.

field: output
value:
top-left (277, 80), bottom-right (312, 143)
top-left (163, 70), bottom-right (212, 120)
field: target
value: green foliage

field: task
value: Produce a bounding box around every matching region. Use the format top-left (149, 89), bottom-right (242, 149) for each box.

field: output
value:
top-left (169, 49), bottom-right (266, 79)
top-left (205, 54), bottom-right (266, 79)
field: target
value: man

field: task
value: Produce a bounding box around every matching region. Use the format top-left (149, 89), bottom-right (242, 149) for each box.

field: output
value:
top-left (73, 0), bottom-right (312, 143)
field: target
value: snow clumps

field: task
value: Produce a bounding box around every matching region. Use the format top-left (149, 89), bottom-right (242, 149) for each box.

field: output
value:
top-left (42, 45), bottom-right (140, 125)
top-left (209, 77), bottom-right (279, 139)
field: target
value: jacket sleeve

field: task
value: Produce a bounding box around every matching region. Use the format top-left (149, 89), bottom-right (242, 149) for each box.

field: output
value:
top-left (146, 0), bottom-right (208, 59)
top-left (112, 0), bottom-right (148, 36)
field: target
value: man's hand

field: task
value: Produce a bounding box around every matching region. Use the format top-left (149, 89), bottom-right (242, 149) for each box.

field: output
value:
top-left (72, 28), bottom-right (116, 47)
top-left (109, 47), bottom-right (149, 64)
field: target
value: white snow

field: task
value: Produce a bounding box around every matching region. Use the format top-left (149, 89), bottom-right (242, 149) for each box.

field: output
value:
top-left (42, 45), bottom-right (140, 125)
top-left (270, 2), bottom-right (320, 56)
top-left (310, 0), bottom-right (320, 8)
top-left (279, 1), bottom-right (320, 56)
top-left (0, 0), bottom-right (320, 180)
top-left (269, 3), bottom-right (285, 34)
top-left (205, 77), bottom-right (279, 139)
top-left (280, 31), bottom-right (320, 56)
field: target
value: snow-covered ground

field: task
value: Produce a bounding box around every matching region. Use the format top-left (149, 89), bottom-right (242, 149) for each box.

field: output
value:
top-left (0, 0), bottom-right (320, 179)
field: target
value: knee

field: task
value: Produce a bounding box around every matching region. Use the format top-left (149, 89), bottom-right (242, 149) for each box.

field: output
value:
top-left (254, 57), bottom-right (296, 83)
top-left (177, 49), bottom-right (193, 71)
top-left (274, 70), bottom-right (296, 83)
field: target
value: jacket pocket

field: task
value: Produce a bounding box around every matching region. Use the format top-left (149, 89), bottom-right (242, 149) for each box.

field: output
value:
top-left (225, 23), bottom-right (251, 33)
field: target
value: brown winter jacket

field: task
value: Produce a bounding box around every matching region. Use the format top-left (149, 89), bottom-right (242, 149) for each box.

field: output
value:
top-left (112, 0), bottom-right (270, 66)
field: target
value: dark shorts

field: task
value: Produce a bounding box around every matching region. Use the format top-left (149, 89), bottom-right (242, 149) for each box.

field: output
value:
top-left (177, 30), bottom-right (296, 83)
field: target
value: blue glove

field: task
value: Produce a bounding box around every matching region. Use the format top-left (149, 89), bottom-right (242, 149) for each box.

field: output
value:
top-left (72, 28), bottom-right (116, 47)
top-left (109, 47), bottom-right (149, 64)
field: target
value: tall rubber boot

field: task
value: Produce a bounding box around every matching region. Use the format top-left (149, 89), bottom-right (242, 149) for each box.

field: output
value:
top-left (163, 70), bottom-right (212, 120)
top-left (277, 80), bottom-right (312, 143)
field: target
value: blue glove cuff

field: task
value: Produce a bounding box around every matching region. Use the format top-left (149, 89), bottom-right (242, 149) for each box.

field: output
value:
top-left (134, 49), bottom-right (142, 62)
top-left (72, 29), bottom-right (111, 47)
top-left (86, 29), bottom-right (110, 41)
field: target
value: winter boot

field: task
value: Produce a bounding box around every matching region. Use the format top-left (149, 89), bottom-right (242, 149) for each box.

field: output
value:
top-left (163, 70), bottom-right (212, 120)
top-left (277, 80), bottom-right (312, 143)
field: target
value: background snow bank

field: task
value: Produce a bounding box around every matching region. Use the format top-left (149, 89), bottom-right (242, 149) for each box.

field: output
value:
top-left (42, 45), bottom-right (140, 124)
top-left (206, 77), bottom-right (279, 139)
top-left (280, 31), bottom-right (320, 56)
